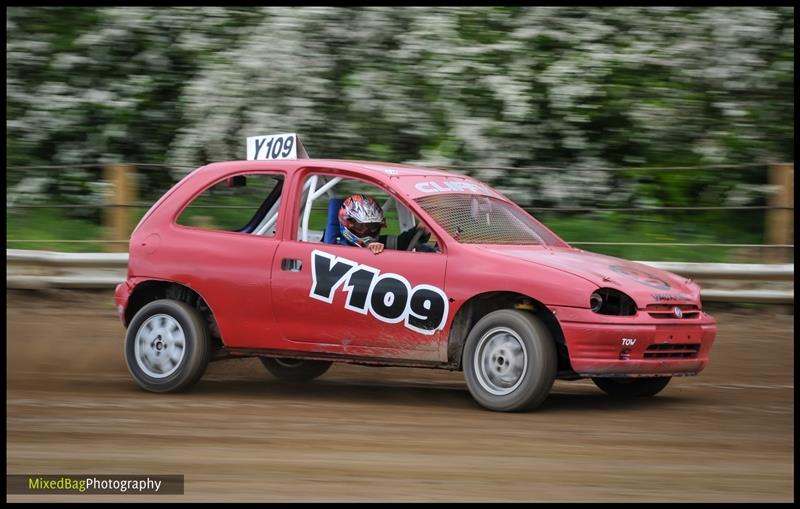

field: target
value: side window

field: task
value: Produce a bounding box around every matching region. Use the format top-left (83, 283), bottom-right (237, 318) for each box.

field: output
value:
top-left (296, 174), bottom-right (440, 253)
top-left (177, 173), bottom-right (283, 235)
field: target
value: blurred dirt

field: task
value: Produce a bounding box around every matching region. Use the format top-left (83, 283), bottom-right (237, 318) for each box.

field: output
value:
top-left (6, 289), bottom-right (794, 502)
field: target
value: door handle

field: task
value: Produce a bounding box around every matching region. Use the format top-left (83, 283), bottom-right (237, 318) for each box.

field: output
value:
top-left (281, 258), bottom-right (303, 272)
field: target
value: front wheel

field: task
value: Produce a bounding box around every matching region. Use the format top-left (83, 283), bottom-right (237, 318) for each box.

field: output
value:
top-left (259, 357), bottom-right (333, 382)
top-left (462, 310), bottom-right (557, 412)
top-left (592, 376), bottom-right (672, 397)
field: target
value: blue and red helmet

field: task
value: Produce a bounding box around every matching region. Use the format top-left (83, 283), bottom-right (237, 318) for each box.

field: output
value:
top-left (338, 194), bottom-right (386, 246)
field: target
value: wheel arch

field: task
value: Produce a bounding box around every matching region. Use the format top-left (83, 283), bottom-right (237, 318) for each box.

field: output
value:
top-left (125, 279), bottom-right (222, 348)
top-left (446, 291), bottom-right (572, 372)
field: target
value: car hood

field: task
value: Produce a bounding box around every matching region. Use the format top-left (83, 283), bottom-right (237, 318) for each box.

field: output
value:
top-left (480, 245), bottom-right (701, 307)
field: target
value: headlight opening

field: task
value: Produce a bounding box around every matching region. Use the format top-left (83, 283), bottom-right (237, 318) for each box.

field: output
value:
top-left (590, 288), bottom-right (637, 316)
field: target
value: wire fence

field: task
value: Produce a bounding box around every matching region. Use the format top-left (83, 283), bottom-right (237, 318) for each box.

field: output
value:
top-left (4, 161), bottom-right (771, 172)
top-left (438, 162), bottom-right (771, 172)
top-left (5, 161), bottom-right (795, 260)
top-left (7, 204), bottom-right (794, 212)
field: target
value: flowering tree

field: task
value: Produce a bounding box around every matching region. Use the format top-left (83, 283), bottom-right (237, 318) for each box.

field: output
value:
top-left (7, 6), bottom-right (794, 209)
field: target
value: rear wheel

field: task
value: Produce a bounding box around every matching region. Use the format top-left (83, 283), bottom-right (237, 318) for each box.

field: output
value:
top-left (124, 299), bottom-right (211, 392)
top-left (259, 357), bottom-right (332, 382)
top-left (592, 376), bottom-right (672, 397)
top-left (462, 309), bottom-right (557, 412)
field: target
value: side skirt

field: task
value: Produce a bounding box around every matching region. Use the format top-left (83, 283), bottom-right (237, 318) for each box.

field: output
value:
top-left (221, 347), bottom-right (458, 370)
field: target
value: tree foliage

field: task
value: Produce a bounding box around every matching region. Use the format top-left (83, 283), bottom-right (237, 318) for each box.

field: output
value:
top-left (6, 7), bottom-right (794, 209)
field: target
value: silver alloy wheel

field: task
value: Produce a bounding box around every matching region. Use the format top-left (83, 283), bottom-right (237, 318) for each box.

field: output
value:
top-left (474, 327), bottom-right (528, 396)
top-left (134, 313), bottom-right (186, 379)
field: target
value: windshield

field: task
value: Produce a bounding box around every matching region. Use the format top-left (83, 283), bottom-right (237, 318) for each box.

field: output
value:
top-left (415, 194), bottom-right (565, 246)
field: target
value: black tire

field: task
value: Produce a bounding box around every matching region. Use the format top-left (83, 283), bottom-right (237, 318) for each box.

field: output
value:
top-left (462, 309), bottom-right (557, 412)
top-left (592, 376), bottom-right (672, 397)
top-left (260, 357), bottom-right (333, 382)
top-left (124, 299), bottom-right (211, 393)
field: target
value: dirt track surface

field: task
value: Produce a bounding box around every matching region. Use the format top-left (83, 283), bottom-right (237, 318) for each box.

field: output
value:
top-left (6, 290), bottom-right (794, 502)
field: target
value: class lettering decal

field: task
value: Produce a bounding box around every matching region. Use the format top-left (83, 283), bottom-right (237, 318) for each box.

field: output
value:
top-left (309, 250), bottom-right (449, 336)
top-left (608, 264), bottom-right (671, 291)
top-left (414, 180), bottom-right (489, 194)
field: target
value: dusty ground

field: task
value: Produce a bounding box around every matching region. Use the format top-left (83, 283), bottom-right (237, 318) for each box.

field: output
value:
top-left (6, 289), bottom-right (794, 502)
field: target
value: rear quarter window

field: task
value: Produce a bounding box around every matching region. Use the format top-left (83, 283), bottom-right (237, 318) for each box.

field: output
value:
top-left (177, 174), bottom-right (283, 234)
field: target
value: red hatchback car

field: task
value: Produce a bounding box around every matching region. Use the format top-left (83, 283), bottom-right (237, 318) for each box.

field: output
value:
top-left (115, 158), bottom-right (717, 411)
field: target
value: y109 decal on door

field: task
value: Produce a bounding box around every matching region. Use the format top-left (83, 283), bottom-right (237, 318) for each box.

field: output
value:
top-left (309, 250), bottom-right (449, 335)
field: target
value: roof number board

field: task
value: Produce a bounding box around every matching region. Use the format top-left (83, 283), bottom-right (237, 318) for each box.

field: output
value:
top-left (247, 133), bottom-right (309, 160)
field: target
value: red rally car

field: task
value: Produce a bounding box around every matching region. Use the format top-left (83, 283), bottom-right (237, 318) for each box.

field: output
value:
top-left (115, 155), bottom-right (717, 412)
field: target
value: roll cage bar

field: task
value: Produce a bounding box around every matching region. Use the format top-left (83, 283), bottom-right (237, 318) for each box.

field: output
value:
top-left (249, 175), bottom-right (417, 241)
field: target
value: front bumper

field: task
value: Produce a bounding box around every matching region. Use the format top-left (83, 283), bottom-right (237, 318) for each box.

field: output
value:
top-left (550, 306), bottom-right (717, 377)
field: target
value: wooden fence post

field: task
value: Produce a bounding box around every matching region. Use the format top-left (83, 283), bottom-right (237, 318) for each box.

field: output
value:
top-left (103, 164), bottom-right (136, 253)
top-left (765, 163), bottom-right (794, 263)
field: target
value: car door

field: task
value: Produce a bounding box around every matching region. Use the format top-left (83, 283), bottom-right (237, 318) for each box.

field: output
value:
top-left (270, 173), bottom-right (448, 363)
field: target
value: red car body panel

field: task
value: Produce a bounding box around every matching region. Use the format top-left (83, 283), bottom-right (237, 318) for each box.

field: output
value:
top-left (118, 159), bottom-right (717, 377)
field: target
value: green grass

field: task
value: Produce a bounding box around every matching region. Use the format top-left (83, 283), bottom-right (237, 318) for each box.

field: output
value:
top-left (6, 205), bottom-right (402, 252)
top-left (7, 208), bottom-right (110, 252)
top-left (536, 211), bottom-right (766, 262)
top-left (7, 207), bottom-right (773, 262)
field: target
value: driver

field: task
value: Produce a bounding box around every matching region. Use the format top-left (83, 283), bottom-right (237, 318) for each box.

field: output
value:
top-left (336, 194), bottom-right (433, 254)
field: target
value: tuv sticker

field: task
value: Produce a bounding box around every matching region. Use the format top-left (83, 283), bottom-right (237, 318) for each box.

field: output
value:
top-left (309, 250), bottom-right (448, 335)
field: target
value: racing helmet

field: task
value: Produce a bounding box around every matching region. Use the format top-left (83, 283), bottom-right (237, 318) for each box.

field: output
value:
top-left (338, 194), bottom-right (386, 246)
